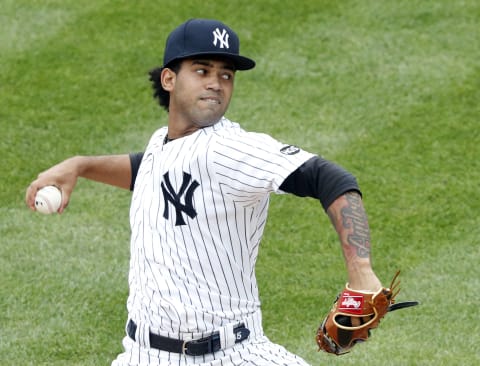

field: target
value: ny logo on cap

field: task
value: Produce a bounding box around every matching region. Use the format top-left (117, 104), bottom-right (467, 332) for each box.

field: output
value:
top-left (212, 28), bottom-right (229, 49)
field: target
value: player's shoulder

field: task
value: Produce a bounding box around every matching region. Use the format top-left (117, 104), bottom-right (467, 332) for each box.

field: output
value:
top-left (141, 126), bottom-right (168, 152)
top-left (148, 126), bottom-right (168, 143)
top-left (211, 118), bottom-right (315, 162)
top-left (209, 117), bottom-right (279, 146)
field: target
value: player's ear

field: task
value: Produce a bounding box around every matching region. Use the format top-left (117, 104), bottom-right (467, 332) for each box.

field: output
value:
top-left (161, 67), bottom-right (176, 92)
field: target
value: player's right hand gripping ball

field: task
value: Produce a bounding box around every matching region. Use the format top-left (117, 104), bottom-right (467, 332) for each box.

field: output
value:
top-left (316, 271), bottom-right (418, 355)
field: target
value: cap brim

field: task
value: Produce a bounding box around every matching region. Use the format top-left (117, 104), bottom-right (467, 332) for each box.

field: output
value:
top-left (164, 52), bottom-right (255, 71)
top-left (228, 54), bottom-right (256, 70)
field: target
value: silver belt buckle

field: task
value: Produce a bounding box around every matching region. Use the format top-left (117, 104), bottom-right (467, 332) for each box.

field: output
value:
top-left (181, 340), bottom-right (188, 355)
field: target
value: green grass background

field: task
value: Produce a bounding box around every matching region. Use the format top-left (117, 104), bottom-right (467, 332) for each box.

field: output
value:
top-left (1, 0), bottom-right (479, 365)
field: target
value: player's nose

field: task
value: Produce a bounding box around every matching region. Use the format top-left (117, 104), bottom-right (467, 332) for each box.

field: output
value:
top-left (205, 74), bottom-right (223, 91)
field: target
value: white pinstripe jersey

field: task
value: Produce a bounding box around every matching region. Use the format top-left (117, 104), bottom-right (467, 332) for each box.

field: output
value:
top-left (127, 117), bottom-right (315, 338)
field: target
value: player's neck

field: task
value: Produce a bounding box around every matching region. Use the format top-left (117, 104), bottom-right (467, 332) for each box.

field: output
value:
top-left (166, 123), bottom-right (199, 140)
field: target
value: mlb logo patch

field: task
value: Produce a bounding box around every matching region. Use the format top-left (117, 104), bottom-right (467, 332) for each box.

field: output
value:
top-left (338, 291), bottom-right (364, 314)
top-left (280, 145), bottom-right (300, 155)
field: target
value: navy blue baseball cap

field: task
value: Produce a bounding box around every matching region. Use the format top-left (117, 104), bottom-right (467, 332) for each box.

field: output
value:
top-left (162, 19), bottom-right (255, 71)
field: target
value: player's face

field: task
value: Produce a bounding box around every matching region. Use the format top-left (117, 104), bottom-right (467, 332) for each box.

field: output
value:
top-left (167, 58), bottom-right (235, 129)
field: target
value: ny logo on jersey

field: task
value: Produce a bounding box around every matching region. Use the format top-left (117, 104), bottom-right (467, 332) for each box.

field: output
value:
top-left (161, 171), bottom-right (200, 226)
top-left (212, 28), bottom-right (229, 49)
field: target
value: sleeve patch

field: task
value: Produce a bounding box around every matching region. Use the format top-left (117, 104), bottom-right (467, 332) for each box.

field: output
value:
top-left (280, 145), bottom-right (300, 155)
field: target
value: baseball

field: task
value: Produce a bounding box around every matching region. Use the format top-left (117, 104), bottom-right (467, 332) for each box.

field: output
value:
top-left (35, 185), bottom-right (62, 214)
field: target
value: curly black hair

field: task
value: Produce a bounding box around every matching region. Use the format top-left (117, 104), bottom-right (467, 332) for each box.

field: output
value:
top-left (148, 60), bottom-right (181, 112)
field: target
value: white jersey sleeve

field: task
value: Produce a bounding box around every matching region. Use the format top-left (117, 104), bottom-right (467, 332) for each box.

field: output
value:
top-left (210, 127), bottom-right (315, 202)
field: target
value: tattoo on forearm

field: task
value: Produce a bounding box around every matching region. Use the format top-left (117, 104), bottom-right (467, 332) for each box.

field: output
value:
top-left (340, 193), bottom-right (371, 258)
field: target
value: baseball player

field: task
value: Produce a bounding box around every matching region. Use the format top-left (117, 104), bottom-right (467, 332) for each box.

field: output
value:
top-left (26, 19), bottom-right (383, 365)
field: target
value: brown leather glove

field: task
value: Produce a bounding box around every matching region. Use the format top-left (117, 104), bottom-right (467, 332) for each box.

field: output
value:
top-left (316, 271), bottom-right (418, 355)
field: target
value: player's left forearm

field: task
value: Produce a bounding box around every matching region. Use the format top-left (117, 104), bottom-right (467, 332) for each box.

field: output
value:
top-left (326, 191), bottom-right (382, 291)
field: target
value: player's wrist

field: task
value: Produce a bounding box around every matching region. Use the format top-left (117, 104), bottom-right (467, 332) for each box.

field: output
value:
top-left (346, 265), bottom-right (382, 292)
top-left (69, 155), bottom-right (90, 177)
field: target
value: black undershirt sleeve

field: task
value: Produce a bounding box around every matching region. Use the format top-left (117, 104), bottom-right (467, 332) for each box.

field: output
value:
top-left (279, 156), bottom-right (361, 211)
top-left (129, 152), bottom-right (144, 191)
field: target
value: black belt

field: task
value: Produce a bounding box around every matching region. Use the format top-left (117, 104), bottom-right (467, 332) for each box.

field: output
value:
top-left (127, 319), bottom-right (250, 356)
